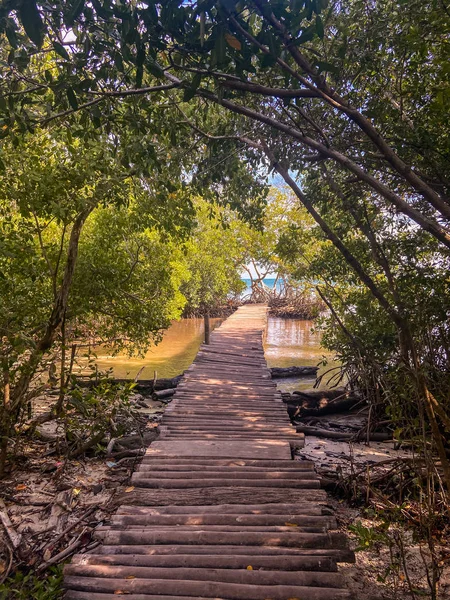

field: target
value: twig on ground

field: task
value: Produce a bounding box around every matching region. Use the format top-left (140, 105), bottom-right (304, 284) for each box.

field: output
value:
top-left (41, 505), bottom-right (98, 553)
top-left (0, 499), bottom-right (22, 550)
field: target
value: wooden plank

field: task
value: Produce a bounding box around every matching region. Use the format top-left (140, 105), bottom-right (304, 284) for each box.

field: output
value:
top-left (71, 552), bottom-right (338, 571)
top-left (65, 564), bottom-right (344, 588)
top-left (64, 305), bottom-right (353, 600)
top-left (66, 576), bottom-right (350, 600)
top-left (110, 514), bottom-right (336, 527)
top-left (117, 488), bottom-right (327, 506)
top-left (145, 440), bottom-right (293, 460)
top-left (64, 577), bottom-right (352, 599)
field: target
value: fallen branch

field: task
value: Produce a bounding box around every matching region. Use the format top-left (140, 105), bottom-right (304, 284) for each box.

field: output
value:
top-left (152, 388), bottom-right (176, 400)
top-left (0, 543), bottom-right (13, 585)
top-left (295, 425), bottom-right (392, 441)
top-left (270, 366), bottom-right (318, 378)
top-left (36, 530), bottom-right (88, 572)
top-left (69, 430), bottom-right (105, 459)
top-left (41, 505), bottom-right (98, 553)
top-left (107, 448), bottom-right (146, 460)
top-left (106, 437), bottom-right (117, 455)
top-left (0, 499), bottom-right (22, 549)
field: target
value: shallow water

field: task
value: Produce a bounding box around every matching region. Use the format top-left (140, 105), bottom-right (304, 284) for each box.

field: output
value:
top-left (91, 318), bottom-right (224, 380)
top-left (264, 318), bottom-right (339, 392)
top-left (89, 315), bottom-right (339, 391)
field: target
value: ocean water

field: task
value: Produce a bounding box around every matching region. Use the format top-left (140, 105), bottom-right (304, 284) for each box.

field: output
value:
top-left (241, 277), bottom-right (281, 298)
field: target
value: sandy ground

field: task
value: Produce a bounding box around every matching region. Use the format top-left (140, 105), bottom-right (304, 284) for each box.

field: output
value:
top-left (0, 394), bottom-right (164, 578)
top-left (335, 499), bottom-right (450, 600)
top-left (295, 436), bottom-right (450, 599)
top-left (2, 393), bottom-right (449, 599)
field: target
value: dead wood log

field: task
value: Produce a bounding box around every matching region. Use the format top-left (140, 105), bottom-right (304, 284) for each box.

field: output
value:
top-left (293, 387), bottom-right (351, 400)
top-left (107, 448), bottom-right (146, 460)
top-left (295, 425), bottom-right (392, 441)
top-left (152, 388), bottom-right (176, 401)
top-left (73, 375), bottom-right (183, 393)
top-left (284, 387), bottom-right (363, 417)
top-left (111, 431), bottom-right (157, 453)
top-left (270, 366), bottom-right (318, 379)
top-left (0, 499), bottom-right (22, 549)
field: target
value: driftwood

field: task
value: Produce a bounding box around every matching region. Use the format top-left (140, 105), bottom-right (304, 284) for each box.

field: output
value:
top-left (152, 388), bottom-right (176, 401)
top-left (108, 448), bottom-right (146, 460)
top-left (0, 499), bottom-right (22, 549)
top-left (270, 366), bottom-right (318, 379)
top-left (283, 387), bottom-right (362, 417)
top-left (74, 375), bottom-right (183, 393)
top-left (295, 425), bottom-right (392, 441)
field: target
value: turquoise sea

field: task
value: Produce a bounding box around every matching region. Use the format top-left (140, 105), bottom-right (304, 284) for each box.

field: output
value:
top-left (241, 277), bottom-right (280, 297)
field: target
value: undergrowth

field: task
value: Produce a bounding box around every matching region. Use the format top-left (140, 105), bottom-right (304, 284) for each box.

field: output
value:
top-left (0, 565), bottom-right (64, 600)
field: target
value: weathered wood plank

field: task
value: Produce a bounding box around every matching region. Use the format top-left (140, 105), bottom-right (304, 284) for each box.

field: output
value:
top-left (64, 305), bottom-right (353, 600)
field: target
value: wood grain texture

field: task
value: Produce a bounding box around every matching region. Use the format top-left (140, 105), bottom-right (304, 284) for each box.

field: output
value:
top-left (64, 305), bottom-right (353, 599)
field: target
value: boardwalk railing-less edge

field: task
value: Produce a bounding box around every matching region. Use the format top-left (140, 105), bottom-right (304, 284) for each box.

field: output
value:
top-left (64, 304), bottom-right (354, 600)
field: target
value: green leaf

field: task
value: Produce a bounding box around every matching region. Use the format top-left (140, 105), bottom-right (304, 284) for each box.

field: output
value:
top-left (114, 52), bottom-right (124, 73)
top-left (191, 72), bottom-right (202, 91)
top-left (5, 21), bottom-right (18, 49)
top-left (315, 15), bottom-right (324, 39)
top-left (53, 41), bottom-right (70, 60)
top-left (146, 58), bottom-right (164, 79)
top-left (135, 65), bottom-right (143, 88)
top-left (183, 86), bottom-right (197, 102)
top-left (260, 53), bottom-right (277, 69)
top-left (136, 44), bottom-right (145, 69)
top-left (66, 0), bottom-right (85, 25)
top-left (215, 30), bottom-right (226, 66)
top-left (66, 87), bottom-right (79, 110)
top-left (317, 60), bottom-right (339, 75)
top-left (18, 0), bottom-right (45, 48)
top-left (219, 0), bottom-right (237, 12)
top-left (293, 27), bottom-right (316, 45)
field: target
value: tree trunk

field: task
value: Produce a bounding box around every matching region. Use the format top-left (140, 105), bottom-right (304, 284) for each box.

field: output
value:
top-left (204, 310), bottom-right (211, 345)
top-left (11, 206), bottom-right (94, 411)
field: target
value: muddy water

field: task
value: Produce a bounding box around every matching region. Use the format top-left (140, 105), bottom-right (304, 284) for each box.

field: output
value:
top-left (265, 318), bottom-right (325, 368)
top-left (92, 318), bottom-right (224, 380)
top-left (264, 317), bottom-right (339, 392)
top-left (91, 315), bottom-right (338, 391)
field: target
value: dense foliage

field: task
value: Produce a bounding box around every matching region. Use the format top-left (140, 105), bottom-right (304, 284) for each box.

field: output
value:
top-left (0, 2), bottom-right (449, 595)
top-left (0, 0), bottom-right (448, 516)
top-left (0, 128), bottom-right (253, 475)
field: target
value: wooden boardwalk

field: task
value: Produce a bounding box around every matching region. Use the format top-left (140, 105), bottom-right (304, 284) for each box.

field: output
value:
top-left (64, 305), bottom-right (354, 599)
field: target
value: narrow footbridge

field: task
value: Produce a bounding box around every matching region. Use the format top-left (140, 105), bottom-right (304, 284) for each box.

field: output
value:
top-left (64, 305), bottom-right (354, 599)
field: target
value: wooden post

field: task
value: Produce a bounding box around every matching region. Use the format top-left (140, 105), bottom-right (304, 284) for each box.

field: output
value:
top-left (204, 310), bottom-right (210, 345)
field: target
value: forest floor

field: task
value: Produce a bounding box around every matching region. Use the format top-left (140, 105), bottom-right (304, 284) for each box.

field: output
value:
top-left (333, 494), bottom-right (450, 600)
top-left (0, 394), bottom-right (164, 592)
top-left (296, 433), bottom-right (450, 599)
top-left (1, 394), bottom-right (449, 598)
